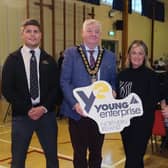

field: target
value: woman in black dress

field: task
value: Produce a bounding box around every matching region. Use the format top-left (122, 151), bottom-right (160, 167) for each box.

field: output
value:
top-left (117, 40), bottom-right (159, 168)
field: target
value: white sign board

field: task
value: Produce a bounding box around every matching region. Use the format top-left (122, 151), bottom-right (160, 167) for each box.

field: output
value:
top-left (73, 81), bottom-right (143, 134)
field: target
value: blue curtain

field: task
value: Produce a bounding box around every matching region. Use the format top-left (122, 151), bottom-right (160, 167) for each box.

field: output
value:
top-left (81, 0), bottom-right (100, 5)
top-left (155, 1), bottom-right (165, 22)
top-left (141, 0), bottom-right (152, 17)
top-left (142, 0), bottom-right (165, 22)
top-left (112, 0), bottom-right (132, 13)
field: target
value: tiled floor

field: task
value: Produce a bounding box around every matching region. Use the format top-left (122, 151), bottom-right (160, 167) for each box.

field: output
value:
top-left (0, 98), bottom-right (168, 168)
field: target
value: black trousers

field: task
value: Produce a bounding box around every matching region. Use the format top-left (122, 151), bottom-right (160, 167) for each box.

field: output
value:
top-left (121, 118), bottom-right (153, 168)
top-left (11, 112), bottom-right (59, 168)
top-left (69, 118), bottom-right (104, 168)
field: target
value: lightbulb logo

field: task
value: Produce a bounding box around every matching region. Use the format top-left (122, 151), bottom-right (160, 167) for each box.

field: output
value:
top-left (74, 81), bottom-right (111, 113)
top-left (93, 82), bottom-right (110, 99)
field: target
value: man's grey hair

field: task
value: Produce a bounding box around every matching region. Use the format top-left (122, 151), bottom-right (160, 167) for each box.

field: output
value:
top-left (83, 19), bottom-right (102, 32)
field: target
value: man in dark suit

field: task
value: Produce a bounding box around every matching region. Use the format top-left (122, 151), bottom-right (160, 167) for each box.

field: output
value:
top-left (60, 19), bottom-right (116, 168)
top-left (2, 19), bottom-right (59, 168)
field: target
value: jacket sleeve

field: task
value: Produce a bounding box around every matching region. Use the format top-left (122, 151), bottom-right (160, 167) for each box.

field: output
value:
top-left (2, 54), bottom-right (31, 112)
top-left (2, 55), bottom-right (19, 103)
top-left (60, 48), bottom-right (78, 108)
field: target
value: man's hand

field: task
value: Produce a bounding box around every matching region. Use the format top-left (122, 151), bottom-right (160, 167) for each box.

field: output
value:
top-left (74, 103), bottom-right (87, 117)
top-left (28, 106), bottom-right (46, 120)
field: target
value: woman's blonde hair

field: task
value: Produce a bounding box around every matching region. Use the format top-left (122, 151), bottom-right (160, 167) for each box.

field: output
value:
top-left (126, 40), bottom-right (151, 68)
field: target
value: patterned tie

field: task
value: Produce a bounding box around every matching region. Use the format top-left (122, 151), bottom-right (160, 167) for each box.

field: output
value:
top-left (88, 50), bottom-right (95, 68)
top-left (30, 50), bottom-right (39, 100)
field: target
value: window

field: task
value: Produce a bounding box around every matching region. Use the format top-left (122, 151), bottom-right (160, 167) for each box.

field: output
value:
top-left (101, 0), bottom-right (113, 6)
top-left (132, 0), bottom-right (142, 14)
top-left (101, 0), bottom-right (142, 14)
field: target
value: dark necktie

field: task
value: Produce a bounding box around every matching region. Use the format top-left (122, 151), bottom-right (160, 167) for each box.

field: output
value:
top-left (88, 50), bottom-right (95, 68)
top-left (30, 50), bottom-right (39, 100)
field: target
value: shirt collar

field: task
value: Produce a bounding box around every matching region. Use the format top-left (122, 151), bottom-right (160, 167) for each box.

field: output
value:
top-left (84, 44), bottom-right (98, 52)
top-left (22, 45), bottom-right (40, 57)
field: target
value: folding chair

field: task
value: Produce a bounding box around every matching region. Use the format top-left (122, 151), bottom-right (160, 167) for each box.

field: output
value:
top-left (3, 103), bottom-right (11, 123)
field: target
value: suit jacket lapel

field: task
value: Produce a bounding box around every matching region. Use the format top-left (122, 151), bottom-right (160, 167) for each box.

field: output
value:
top-left (17, 50), bottom-right (30, 96)
top-left (80, 44), bottom-right (87, 56)
top-left (39, 49), bottom-right (48, 94)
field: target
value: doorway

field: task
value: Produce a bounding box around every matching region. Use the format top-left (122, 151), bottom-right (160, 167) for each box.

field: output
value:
top-left (101, 39), bottom-right (119, 55)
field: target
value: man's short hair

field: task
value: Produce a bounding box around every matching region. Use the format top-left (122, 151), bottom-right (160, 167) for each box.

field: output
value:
top-left (21, 18), bottom-right (41, 31)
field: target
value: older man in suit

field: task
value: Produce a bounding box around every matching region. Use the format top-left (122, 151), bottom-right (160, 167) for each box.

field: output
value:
top-left (60, 19), bottom-right (116, 168)
top-left (2, 19), bottom-right (59, 168)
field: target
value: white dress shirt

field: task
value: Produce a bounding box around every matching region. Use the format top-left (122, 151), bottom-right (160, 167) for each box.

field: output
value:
top-left (21, 45), bottom-right (41, 105)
